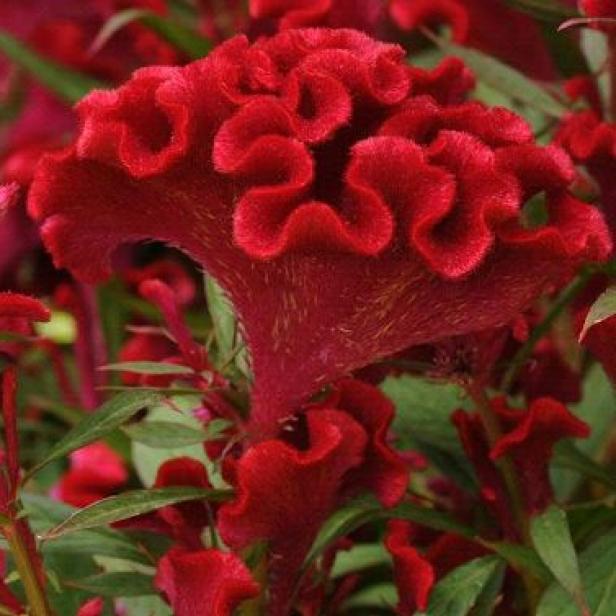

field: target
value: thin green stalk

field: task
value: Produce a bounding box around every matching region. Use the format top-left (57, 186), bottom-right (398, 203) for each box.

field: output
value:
top-left (2, 521), bottom-right (53, 616)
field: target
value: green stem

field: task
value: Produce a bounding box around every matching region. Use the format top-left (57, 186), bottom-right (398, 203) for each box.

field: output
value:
top-left (467, 386), bottom-right (542, 613)
top-left (500, 267), bottom-right (595, 393)
top-left (2, 521), bottom-right (53, 616)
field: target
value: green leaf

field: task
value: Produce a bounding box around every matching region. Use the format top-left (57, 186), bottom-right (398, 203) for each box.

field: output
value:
top-left (580, 286), bottom-right (616, 340)
top-left (0, 29), bottom-right (106, 103)
top-left (91, 8), bottom-right (211, 60)
top-left (65, 572), bottom-right (155, 598)
top-left (484, 540), bottom-right (552, 583)
top-left (390, 502), bottom-right (474, 538)
top-left (131, 396), bottom-right (216, 487)
top-left (44, 487), bottom-right (230, 539)
top-left (381, 376), bottom-right (476, 490)
top-left (122, 418), bottom-right (229, 448)
top-left (504, 0), bottom-right (577, 21)
top-left (552, 365), bottom-right (616, 500)
top-left (303, 497), bottom-right (474, 575)
top-left (100, 361), bottom-right (193, 376)
top-left (205, 276), bottom-right (237, 363)
top-left (472, 560), bottom-right (507, 616)
top-left (538, 529), bottom-right (616, 616)
top-left (331, 544), bottom-right (391, 578)
top-left (343, 583), bottom-right (398, 610)
top-left (418, 556), bottom-right (502, 616)
top-left (26, 390), bottom-right (162, 479)
top-left (531, 505), bottom-right (589, 615)
top-left (431, 35), bottom-right (569, 117)
top-left (553, 440), bottom-right (616, 492)
top-left (303, 498), bottom-right (382, 573)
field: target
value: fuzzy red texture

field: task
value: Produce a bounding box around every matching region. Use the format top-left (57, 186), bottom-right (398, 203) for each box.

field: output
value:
top-left (154, 547), bottom-right (259, 616)
top-left (55, 442), bottom-right (128, 507)
top-left (310, 378), bottom-right (409, 506)
top-left (489, 398), bottom-right (590, 513)
top-left (29, 29), bottom-right (611, 439)
top-left (218, 409), bottom-right (368, 615)
top-left (76, 597), bottom-right (104, 616)
top-left (557, 110), bottom-right (616, 237)
top-left (153, 457), bottom-right (212, 549)
top-left (455, 397), bottom-right (590, 524)
top-left (385, 520), bottom-right (435, 615)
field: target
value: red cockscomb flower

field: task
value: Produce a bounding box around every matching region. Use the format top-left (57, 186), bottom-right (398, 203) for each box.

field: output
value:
top-left (155, 547), bottom-right (260, 616)
top-left (385, 520), bottom-right (435, 615)
top-left (454, 396), bottom-right (590, 535)
top-left (217, 380), bottom-right (406, 614)
top-left (55, 442), bottom-right (128, 507)
top-left (29, 29), bottom-right (611, 438)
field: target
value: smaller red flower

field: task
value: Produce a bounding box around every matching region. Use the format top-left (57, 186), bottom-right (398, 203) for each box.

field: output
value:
top-left (153, 457), bottom-right (212, 549)
top-left (76, 597), bottom-right (104, 616)
top-left (55, 442), bottom-right (128, 508)
top-left (490, 397), bottom-right (590, 513)
top-left (0, 292), bottom-right (50, 360)
top-left (154, 547), bottom-right (259, 616)
top-left (454, 396), bottom-right (590, 531)
top-left (385, 520), bottom-right (435, 615)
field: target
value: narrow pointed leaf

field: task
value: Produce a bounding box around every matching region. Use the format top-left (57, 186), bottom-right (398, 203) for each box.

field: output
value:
top-left (66, 572), bottom-right (156, 598)
top-left (579, 286), bottom-right (616, 340)
top-left (418, 556), bottom-right (502, 616)
top-left (531, 505), bottom-right (589, 615)
top-left (91, 8), bottom-right (210, 60)
top-left (27, 391), bottom-right (162, 479)
top-left (538, 529), bottom-right (616, 615)
top-left (122, 418), bottom-right (230, 448)
top-left (0, 29), bottom-right (106, 103)
top-left (431, 35), bottom-right (568, 117)
top-left (44, 487), bottom-right (231, 539)
top-left (99, 361), bottom-right (193, 375)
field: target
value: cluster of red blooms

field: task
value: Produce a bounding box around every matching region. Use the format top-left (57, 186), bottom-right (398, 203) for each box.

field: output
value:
top-left (2, 1), bottom-right (616, 615)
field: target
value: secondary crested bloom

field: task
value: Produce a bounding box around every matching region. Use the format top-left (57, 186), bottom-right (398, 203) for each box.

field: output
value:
top-left (155, 547), bottom-right (260, 616)
top-left (250, 0), bottom-right (555, 79)
top-left (29, 28), bottom-right (611, 437)
top-left (218, 379), bottom-right (407, 614)
top-left (454, 397), bottom-right (590, 532)
top-left (385, 520), bottom-right (434, 615)
top-left (557, 110), bottom-right (616, 235)
top-left (54, 442), bottom-right (128, 507)
top-left (153, 457), bottom-right (212, 549)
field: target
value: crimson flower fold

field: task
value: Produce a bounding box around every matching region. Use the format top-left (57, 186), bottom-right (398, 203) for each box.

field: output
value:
top-left (29, 28), bottom-right (611, 438)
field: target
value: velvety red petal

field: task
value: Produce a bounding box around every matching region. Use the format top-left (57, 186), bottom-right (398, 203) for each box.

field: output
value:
top-left (218, 409), bottom-right (367, 614)
top-left (490, 397), bottom-right (590, 514)
top-left (29, 29), bottom-right (612, 439)
top-left (56, 442), bottom-right (128, 507)
top-left (385, 520), bottom-right (435, 615)
top-left (153, 457), bottom-right (212, 549)
top-left (314, 378), bottom-right (409, 507)
top-left (155, 548), bottom-right (259, 616)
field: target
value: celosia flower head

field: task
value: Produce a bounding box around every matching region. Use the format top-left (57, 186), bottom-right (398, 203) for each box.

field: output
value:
top-left (29, 28), bottom-right (611, 438)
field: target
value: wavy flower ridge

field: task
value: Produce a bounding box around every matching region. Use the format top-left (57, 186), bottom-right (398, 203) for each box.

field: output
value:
top-left (29, 29), bottom-right (611, 437)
